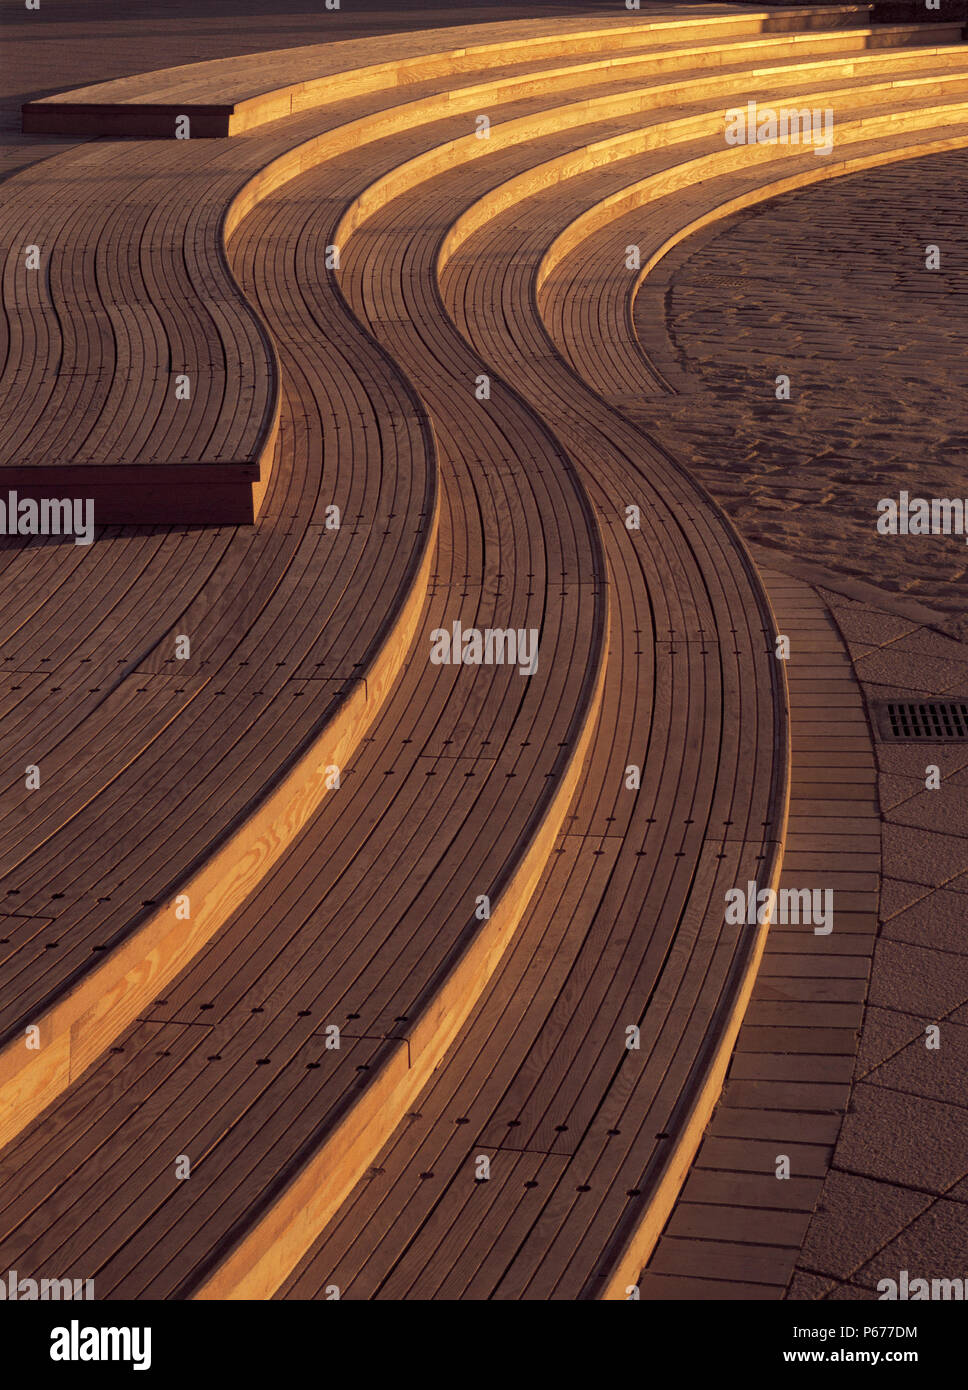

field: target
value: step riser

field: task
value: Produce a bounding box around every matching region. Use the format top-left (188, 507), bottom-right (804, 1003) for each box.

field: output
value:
top-left (426, 87), bottom-right (968, 274)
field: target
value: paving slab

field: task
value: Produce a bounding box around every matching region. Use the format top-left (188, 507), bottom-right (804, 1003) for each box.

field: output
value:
top-left (797, 1170), bottom-right (933, 1282)
top-left (833, 1082), bottom-right (968, 1193)
top-left (852, 1199), bottom-right (968, 1289)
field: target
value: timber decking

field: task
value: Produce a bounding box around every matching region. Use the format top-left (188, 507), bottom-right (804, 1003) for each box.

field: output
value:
top-left (0, 5), bottom-right (960, 1299)
top-left (3, 7), bottom-right (956, 1149)
top-left (277, 126), bottom-right (786, 1301)
top-left (0, 138), bottom-right (279, 524)
top-left (0, 84), bottom-right (610, 1294)
top-left (0, 127), bottom-right (442, 1143)
top-left (279, 45), bottom-right (959, 1296)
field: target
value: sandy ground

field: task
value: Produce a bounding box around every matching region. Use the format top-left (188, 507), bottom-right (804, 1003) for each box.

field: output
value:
top-left (631, 150), bottom-right (968, 639)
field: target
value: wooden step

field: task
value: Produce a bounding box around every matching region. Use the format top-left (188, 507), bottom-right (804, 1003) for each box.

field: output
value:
top-left (4, 15), bottom-right (941, 1154)
top-left (8, 20), bottom-right (962, 521)
top-left (22, 8), bottom-right (879, 137)
top-left (0, 142), bottom-right (442, 1148)
top-left (281, 82), bottom-right (958, 1301)
top-left (0, 103), bottom-right (609, 1295)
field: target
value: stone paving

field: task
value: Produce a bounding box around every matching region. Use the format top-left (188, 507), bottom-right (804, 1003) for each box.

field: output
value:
top-left (791, 590), bottom-right (968, 1298)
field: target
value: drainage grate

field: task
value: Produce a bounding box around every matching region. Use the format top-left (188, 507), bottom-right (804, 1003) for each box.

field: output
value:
top-left (875, 701), bottom-right (968, 741)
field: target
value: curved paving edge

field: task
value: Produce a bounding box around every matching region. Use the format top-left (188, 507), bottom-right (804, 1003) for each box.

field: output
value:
top-left (592, 560), bottom-right (789, 1298)
top-left (640, 571), bottom-right (880, 1298)
top-left (165, 50), bottom-right (965, 1305)
top-left (443, 119), bottom-right (787, 1303)
top-left (787, 585), bottom-right (968, 1300)
top-left (629, 151), bottom-right (968, 1296)
top-left (543, 318), bottom-right (792, 1305)
top-left (537, 123), bottom-right (968, 309)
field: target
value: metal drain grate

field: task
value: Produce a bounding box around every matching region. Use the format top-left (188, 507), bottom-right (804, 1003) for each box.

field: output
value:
top-left (875, 701), bottom-right (968, 741)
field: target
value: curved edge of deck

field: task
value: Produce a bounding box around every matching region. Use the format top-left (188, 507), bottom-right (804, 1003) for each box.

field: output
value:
top-left (593, 536), bottom-right (791, 1298)
top-left (420, 96), bottom-right (962, 1297)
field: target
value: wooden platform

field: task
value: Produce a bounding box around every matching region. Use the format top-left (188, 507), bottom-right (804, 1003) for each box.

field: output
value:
top-left (0, 4), bottom-right (963, 1300)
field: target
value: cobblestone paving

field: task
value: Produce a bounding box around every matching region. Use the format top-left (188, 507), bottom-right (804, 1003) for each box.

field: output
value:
top-left (632, 152), bottom-right (968, 639)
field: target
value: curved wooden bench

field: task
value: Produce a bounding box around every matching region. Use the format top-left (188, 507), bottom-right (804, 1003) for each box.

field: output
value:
top-left (566, 159), bottom-right (953, 1293)
top-left (536, 120), bottom-right (968, 368)
top-left (0, 140), bottom-right (280, 524)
